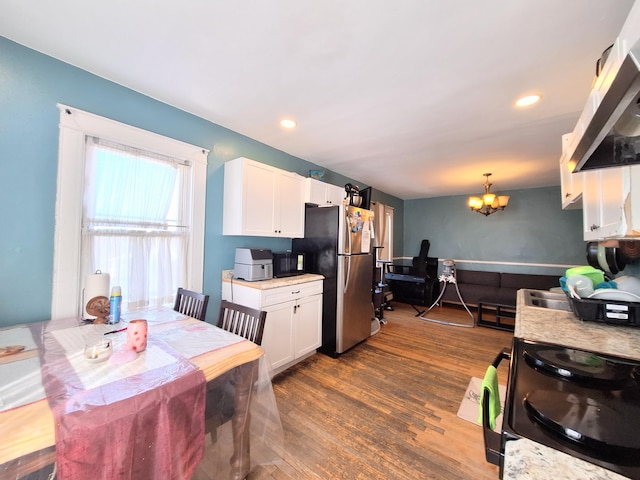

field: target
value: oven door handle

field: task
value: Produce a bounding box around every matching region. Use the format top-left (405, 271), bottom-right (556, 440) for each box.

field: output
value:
top-left (483, 347), bottom-right (511, 466)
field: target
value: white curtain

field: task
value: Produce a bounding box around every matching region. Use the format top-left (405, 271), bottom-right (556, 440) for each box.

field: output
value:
top-left (81, 137), bottom-right (190, 308)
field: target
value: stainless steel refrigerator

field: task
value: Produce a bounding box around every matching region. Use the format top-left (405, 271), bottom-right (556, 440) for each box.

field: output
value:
top-left (292, 204), bottom-right (375, 357)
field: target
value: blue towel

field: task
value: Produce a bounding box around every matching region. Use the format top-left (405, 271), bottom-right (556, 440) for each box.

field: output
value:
top-left (477, 365), bottom-right (501, 429)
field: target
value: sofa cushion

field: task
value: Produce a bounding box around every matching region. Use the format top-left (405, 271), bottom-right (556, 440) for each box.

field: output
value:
top-left (500, 273), bottom-right (559, 291)
top-left (441, 269), bottom-right (500, 305)
top-left (439, 270), bottom-right (560, 308)
top-left (454, 269), bottom-right (500, 286)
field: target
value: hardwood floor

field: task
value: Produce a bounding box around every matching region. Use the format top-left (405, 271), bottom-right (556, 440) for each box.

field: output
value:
top-left (246, 302), bottom-right (514, 480)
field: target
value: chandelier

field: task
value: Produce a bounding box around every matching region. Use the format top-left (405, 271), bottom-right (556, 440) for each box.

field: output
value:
top-left (468, 173), bottom-right (510, 216)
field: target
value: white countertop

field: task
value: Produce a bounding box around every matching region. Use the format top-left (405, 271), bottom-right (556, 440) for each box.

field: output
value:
top-left (222, 273), bottom-right (324, 289)
top-left (503, 290), bottom-right (640, 479)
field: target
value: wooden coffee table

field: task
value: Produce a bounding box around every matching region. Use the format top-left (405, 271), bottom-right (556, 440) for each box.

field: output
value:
top-left (477, 295), bottom-right (516, 331)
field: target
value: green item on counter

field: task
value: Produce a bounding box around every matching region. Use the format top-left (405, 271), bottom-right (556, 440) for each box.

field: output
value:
top-left (565, 266), bottom-right (605, 287)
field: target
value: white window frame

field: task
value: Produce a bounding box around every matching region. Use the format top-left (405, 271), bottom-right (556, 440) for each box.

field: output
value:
top-left (52, 104), bottom-right (208, 320)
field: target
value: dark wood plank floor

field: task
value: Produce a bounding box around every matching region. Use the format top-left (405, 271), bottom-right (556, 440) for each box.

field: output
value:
top-left (244, 302), bottom-right (513, 480)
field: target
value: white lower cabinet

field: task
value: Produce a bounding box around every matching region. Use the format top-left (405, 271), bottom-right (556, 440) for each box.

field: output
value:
top-left (222, 278), bottom-right (323, 374)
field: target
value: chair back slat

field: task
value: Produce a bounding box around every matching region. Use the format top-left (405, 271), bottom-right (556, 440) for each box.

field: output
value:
top-left (217, 300), bottom-right (267, 345)
top-left (173, 288), bottom-right (210, 321)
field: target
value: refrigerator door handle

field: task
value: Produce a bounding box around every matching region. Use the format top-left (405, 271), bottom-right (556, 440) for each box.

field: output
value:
top-left (344, 255), bottom-right (351, 293)
top-left (346, 210), bottom-right (352, 255)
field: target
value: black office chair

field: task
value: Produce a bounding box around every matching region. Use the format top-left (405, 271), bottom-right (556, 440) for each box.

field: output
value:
top-left (385, 239), bottom-right (440, 315)
top-left (205, 301), bottom-right (268, 444)
top-left (173, 287), bottom-right (210, 321)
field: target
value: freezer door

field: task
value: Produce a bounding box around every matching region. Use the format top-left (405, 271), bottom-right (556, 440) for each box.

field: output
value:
top-left (339, 205), bottom-right (374, 255)
top-left (336, 253), bottom-right (374, 353)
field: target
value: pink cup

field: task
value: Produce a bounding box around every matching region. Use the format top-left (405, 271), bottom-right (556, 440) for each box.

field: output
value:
top-left (126, 319), bottom-right (148, 352)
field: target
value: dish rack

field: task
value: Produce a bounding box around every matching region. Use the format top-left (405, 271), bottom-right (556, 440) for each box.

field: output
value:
top-left (566, 293), bottom-right (640, 327)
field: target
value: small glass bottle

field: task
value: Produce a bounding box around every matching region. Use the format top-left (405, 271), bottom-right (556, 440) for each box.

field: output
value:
top-left (109, 286), bottom-right (122, 324)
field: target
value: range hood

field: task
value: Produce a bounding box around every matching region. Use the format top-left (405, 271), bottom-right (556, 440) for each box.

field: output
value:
top-left (572, 39), bottom-right (640, 172)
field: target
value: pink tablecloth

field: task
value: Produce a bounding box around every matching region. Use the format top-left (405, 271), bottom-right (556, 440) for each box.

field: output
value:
top-left (37, 319), bottom-right (206, 480)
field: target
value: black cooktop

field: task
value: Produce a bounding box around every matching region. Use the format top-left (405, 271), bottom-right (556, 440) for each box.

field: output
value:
top-left (505, 339), bottom-right (640, 478)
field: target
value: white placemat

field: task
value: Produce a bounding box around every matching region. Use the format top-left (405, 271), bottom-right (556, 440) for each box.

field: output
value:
top-left (0, 356), bottom-right (45, 411)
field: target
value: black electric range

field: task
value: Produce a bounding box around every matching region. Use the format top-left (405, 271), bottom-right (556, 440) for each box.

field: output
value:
top-left (487, 338), bottom-right (640, 479)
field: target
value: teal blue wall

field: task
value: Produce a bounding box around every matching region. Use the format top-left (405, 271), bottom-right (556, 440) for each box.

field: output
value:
top-left (0, 36), bottom-right (403, 327)
top-left (403, 186), bottom-right (585, 276)
top-left (0, 34), bottom-right (594, 328)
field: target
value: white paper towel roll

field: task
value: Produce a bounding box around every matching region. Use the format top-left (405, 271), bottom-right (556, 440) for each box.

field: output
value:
top-left (83, 271), bottom-right (110, 319)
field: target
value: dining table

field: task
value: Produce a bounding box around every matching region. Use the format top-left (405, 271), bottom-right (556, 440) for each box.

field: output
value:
top-left (0, 305), bottom-right (282, 480)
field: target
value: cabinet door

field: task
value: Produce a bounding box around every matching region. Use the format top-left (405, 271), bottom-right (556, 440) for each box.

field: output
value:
top-left (242, 161), bottom-right (278, 236)
top-left (583, 168), bottom-right (624, 240)
top-left (306, 177), bottom-right (327, 205)
top-left (326, 184), bottom-right (345, 205)
top-left (560, 159), bottom-right (583, 210)
top-left (294, 293), bottom-right (322, 358)
top-left (261, 300), bottom-right (295, 371)
top-left (599, 168), bottom-right (625, 237)
top-left (276, 171), bottom-right (304, 237)
top-left (583, 170), bottom-right (600, 240)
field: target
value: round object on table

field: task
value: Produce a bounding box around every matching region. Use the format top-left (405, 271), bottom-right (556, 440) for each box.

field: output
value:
top-left (86, 295), bottom-right (110, 324)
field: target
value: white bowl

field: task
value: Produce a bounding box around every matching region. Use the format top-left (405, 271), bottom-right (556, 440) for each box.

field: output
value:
top-left (84, 339), bottom-right (113, 363)
top-left (587, 289), bottom-right (640, 303)
top-left (613, 275), bottom-right (640, 297)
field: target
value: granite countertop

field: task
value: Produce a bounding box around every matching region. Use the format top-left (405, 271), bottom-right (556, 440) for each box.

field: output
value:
top-left (221, 273), bottom-right (324, 289)
top-left (503, 439), bottom-right (629, 480)
top-left (514, 289), bottom-right (640, 361)
top-left (503, 290), bottom-right (640, 479)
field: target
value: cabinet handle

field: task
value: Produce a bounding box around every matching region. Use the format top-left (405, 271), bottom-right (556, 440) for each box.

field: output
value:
top-left (590, 224), bottom-right (599, 231)
top-left (565, 192), bottom-right (571, 198)
top-left (291, 290), bottom-right (300, 294)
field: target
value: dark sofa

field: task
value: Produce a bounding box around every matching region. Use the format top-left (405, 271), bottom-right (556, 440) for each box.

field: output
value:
top-left (440, 269), bottom-right (560, 308)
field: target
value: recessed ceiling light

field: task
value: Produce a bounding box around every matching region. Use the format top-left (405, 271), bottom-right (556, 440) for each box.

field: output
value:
top-left (515, 94), bottom-right (542, 107)
top-left (280, 119), bottom-right (297, 129)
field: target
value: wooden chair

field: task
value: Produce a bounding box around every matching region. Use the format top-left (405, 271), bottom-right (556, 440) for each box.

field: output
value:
top-left (216, 300), bottom-right (267, 345)
top-left (205, 301), bottom-right (268, 459)
top-left (173, 287), bottom-right (209, 321)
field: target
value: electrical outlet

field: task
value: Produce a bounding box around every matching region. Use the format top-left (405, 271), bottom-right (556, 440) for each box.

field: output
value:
top-left (222, 269), bottom-right (234, 279)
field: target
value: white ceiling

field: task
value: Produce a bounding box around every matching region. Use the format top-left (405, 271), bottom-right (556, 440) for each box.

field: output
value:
top-left (0, 0), bottom-right (635, 199)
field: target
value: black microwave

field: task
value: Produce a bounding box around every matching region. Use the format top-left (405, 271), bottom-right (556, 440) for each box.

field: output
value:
top-left (273, 252), bottom-right (306, 277)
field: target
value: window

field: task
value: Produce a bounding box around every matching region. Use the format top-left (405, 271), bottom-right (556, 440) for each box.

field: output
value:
top-left (52, 105), bottom-right (208, 320)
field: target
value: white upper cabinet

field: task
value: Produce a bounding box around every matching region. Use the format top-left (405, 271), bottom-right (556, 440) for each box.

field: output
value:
top-left (583, 165), bottom-right (640, 241)
top-left (223, 157), bottom-right (305, 238)
top-left (305, 177), bottom-right (345, 206)
top-left (560, 133), bottom-right (583, 210)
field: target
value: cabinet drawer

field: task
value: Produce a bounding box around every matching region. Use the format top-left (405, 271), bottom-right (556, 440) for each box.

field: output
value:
top-left (261, 280), bottom-right (323, 306)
